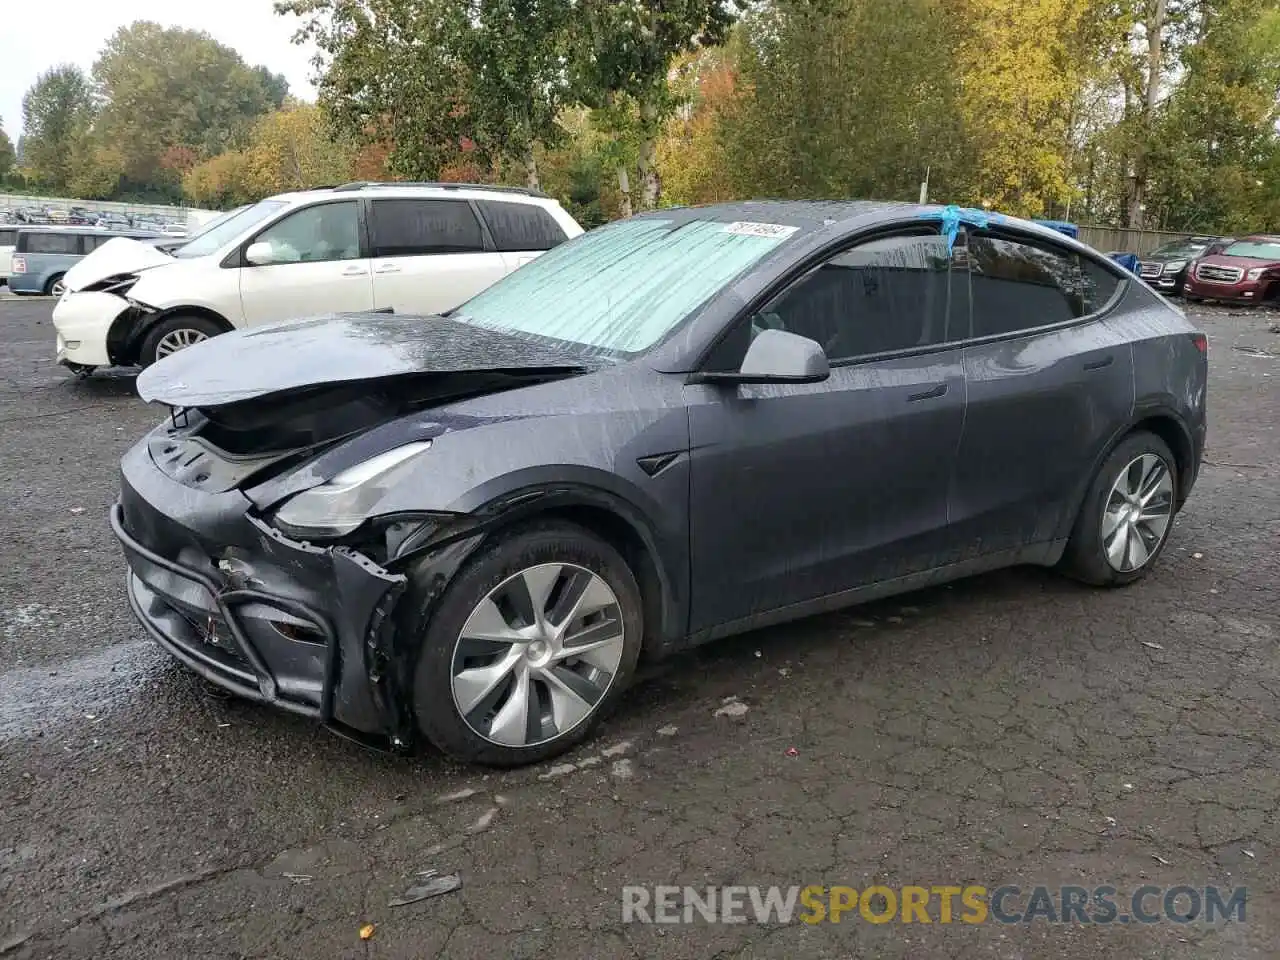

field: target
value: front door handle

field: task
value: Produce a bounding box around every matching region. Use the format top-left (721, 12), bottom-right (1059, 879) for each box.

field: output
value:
top-left (907, 383), bottom-right (948, 402)
top-left (341, 265), bottom-right (366, 277)
top-left (1083, 355), bottom-right (1114, 371)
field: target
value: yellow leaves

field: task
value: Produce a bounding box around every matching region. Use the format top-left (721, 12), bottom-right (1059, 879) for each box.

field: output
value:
top-left (184, 104), bottom-right (356, 206)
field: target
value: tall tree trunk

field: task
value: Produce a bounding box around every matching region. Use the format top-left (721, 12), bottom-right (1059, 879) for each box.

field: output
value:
top-left (616, 165), bottom-right (633, 218)
top-left (637, 98), bottom-right (660, 211)
top-left (524, 142), bottom-right (539, 191)
top-left (1129, 0), bottom-right (1166, 230)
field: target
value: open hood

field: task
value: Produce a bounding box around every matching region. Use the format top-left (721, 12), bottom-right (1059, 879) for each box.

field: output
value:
top-left (136, 312), bottom-right (591, 408)
top-left (63, 237), bottom-right (175, 292)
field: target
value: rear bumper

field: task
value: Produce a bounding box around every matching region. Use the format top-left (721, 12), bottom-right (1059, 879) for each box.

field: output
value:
top-left (112, 436), bottom-right (409, 744)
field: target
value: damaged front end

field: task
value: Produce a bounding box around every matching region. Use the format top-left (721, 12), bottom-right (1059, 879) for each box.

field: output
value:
top-left (112, 322), bottom-right (591, 750)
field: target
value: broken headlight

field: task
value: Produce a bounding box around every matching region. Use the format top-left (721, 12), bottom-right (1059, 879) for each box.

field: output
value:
top-left (271, 441), bottom-right (431, 539)
top-left (82, 273), bottom-right (139, 296)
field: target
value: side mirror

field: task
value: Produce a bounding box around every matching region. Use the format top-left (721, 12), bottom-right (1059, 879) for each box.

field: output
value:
top-left (698, 329), bottom-right (830, 385)
top-left (245, 241), bottom-right (276, 266)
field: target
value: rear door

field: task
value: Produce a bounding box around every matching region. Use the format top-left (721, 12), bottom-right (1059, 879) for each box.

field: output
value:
top-left (368, 198), bottom-right (506, 314)
top-left (949, 228), bottom-right (1131, 559)
top-left (686, 226), bottom-right (970, 631)
top-left (238, 200), bottom-right (372, 326)
top-left (474, 199), bottom-right (570, 273)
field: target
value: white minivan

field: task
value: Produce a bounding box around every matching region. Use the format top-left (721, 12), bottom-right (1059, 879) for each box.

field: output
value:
top-left (52, 183), bottom-right (584, 374)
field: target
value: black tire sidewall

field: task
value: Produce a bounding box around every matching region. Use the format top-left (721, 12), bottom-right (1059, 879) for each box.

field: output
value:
top-left (45, 274), bottom-right (64, 296)
top-left (138, 315), bottom-right (224, 367)
top-left (1064, 431), bottom-right (1178, 585)
top-left (406, 521), bottom-right (644, 766)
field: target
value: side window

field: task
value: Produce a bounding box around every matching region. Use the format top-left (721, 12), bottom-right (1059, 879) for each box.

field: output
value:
top-left (1081, 258), bottom-right (1121, 313)
top-left (81, 235), bottom-right (105, 254)
top-left (0, 229), bottom-right (16, 246)
top-left (476, 200), bottom-right (567, 252)
top-left (707, 230), bottom-right (956, 370)
top-left (254, 201), bottom-right (362, 263)
top-left (967, 233), bottom-right (1098, 337)
top-left (22, 232), bottom-right (80, 254)
top-left (370, 199), bottom-right (484, 257)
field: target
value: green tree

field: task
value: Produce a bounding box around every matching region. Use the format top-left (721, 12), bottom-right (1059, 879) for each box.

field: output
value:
top-left (279, 0), bottom-right (570, 188)
top-left (279, 0), bottom-right (476, 180)
top-left (568, 0), bottom-right (740, 210)
top-left (0, 119), bottom-right (15, 181)
top-left (92, 21), bottom-right (288, 193)
top-left (20, 65), bottom-right (96, 190)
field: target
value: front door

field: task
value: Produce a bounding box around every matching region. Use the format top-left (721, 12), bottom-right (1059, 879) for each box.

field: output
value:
top-left (685, 226), bottom-right (970, 633)
top-left (238, 200), bottom-right (373, 326)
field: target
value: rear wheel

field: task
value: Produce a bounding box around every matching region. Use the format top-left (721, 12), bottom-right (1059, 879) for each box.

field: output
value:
top-left (1061, 431), bottom-right (1178, 586)
top-left (46, 274), bottom-right (66, 297)
top-left (406, 521), bottom-right (643, 766)
top-left (138, 315), bottom-right (224, 367)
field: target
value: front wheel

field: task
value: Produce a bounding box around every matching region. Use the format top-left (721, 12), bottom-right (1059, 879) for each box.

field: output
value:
top-left (406, 521), bottom-right (644, 766)
top-left (1060, 431), bottom-right (1178, 586)
top-left (138, 315), bottom-right (224, 366)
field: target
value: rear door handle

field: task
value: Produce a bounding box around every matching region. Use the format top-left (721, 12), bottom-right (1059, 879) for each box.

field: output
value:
top-left (907, 383), bottom-right (948, 402)
top-left (375, 263), bottom-right (401, 275)
top-left (1083, 355), bottom-right (1114, 371)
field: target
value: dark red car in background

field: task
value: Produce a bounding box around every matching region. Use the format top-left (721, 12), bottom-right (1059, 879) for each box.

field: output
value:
top-left (1183, 235), bottom-right (1280, 304)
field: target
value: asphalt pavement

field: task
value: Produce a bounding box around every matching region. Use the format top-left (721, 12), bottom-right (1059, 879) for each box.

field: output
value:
top-left (1, 297), bottom-right (1278, 958)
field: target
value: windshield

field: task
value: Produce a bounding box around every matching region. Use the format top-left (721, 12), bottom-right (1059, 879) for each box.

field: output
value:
top-left (172, 200), bottom-right (286, 258)
top-left (1222, 240), bottom-right (1280, 260)
top-left (1150, 240), bottom-right (1207, 259)
top-left (451, 218), bottom-right (796, 357)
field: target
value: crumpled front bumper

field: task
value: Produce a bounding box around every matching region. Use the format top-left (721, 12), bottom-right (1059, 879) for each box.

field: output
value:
top-left (111, 438), bottom-right (409, 745)
top-left (53, 291), bottom-right (130, 367)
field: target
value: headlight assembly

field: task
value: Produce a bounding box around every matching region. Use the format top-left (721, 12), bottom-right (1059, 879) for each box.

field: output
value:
top-left (271, 441), bottom-right (431, 538)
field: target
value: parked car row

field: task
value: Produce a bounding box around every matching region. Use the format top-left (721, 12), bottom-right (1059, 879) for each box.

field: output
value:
top-left (1, 205), bottom-right (189, 234)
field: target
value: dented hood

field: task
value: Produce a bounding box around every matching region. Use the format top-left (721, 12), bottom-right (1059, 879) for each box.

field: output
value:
top-left (62, 237), bottom-right (174, 292)
top-left (136, 312), bottom-right (591, 407)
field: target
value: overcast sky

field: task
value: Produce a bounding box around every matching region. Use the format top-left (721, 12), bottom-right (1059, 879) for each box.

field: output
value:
top-left (0, 0), bottom-right (318, 143)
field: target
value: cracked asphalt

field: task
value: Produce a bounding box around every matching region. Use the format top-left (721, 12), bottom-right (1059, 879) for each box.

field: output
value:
top-left (1, 296), bottom-right (1278, 958)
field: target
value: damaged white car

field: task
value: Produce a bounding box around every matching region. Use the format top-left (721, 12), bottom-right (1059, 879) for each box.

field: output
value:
top-left (52, 183), bottom-right (583, 375)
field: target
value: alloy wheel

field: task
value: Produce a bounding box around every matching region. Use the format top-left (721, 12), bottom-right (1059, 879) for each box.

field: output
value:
top-left (50, 279), bottom-right (66, 297)
top-left (154, 328), bottom-right (209, 359)
top-left (450, 562), bottom-right (626, 748)
top-left (1101, 453), bottom-right (1174, 573)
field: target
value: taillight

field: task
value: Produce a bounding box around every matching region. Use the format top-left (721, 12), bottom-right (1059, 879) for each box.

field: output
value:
top-left (1191, 333), bottom-right (1207, 355)
top-left (10, 256), bottom-right (25, 273)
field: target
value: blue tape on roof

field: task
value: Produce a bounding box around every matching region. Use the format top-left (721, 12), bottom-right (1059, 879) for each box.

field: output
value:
top-left (917, 205), bottom-right (1004, 251)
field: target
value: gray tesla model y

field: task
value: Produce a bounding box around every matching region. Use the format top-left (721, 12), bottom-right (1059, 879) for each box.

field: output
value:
top-left (112, 200), bottom-right (1208, 765)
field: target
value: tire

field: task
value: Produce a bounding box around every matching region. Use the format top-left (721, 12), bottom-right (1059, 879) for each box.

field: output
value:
top-left (45, 273), bottom-right (65, 297)
top-left (1060, 431), bottom-right (1178, 586)
top-left (138, 315), bottom-right (224, 367)
top-left (405, 521), bottom-right (644, 767)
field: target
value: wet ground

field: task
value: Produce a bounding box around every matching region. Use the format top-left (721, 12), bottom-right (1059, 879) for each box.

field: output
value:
top-left (1, 297), bottom-right (1278, 959)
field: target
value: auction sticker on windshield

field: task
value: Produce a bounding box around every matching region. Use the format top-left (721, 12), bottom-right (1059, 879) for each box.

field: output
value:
top-left (723, 222), bottom-right (800, 239)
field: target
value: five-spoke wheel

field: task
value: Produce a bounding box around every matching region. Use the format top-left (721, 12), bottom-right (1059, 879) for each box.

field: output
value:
top-left (408, 522), bottom-right (643, 766)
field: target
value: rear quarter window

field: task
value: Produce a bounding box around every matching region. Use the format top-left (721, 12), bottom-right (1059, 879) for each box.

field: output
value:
top-left (18, 232), bottom-right (81, 254)
top-left (0, 229), bottom-right (16, 246)
top-left (370, 199), bottom-right (485, 256)
top-left (476, 200), bottom-right (567, 252)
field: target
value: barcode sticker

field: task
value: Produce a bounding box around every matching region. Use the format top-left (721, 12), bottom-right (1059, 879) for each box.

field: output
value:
top-left (723, 221), bottom-right (799, 239)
